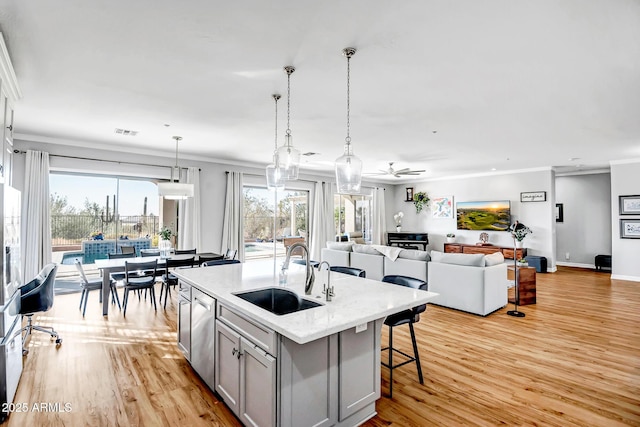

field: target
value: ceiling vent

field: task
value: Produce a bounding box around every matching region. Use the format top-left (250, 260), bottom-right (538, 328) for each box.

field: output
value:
top-left (114, 128), bottom-right (138, 136)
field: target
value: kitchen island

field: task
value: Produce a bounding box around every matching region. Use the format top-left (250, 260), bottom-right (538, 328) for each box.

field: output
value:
top-left (173, 260), bottom-right (438, 427)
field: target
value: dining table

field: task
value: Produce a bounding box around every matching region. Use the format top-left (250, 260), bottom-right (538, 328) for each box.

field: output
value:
top-left (94, 252), bottom-right (223, 316)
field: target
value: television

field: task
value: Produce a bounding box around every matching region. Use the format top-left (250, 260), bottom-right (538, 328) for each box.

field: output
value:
top-left (456, 200), bottom-right (511, 231)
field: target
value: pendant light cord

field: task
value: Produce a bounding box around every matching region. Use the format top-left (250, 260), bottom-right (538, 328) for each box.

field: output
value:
top-left (346, 53), bottom-right (351, 145)
top-left (172, 136), bottom-right (182, 182)
top-left (273, 94), bottom-right (280, 151)
top-left (284, 66), bottom-right (295, 146)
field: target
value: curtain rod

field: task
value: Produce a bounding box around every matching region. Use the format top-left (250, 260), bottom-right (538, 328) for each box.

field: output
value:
top-left (13, 150), bottom-right (200, 171)
top-left (227, 171), bottom-right (321, 184)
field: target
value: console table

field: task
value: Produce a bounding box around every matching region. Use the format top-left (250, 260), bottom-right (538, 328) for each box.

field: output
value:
top-left (444, 243), bottom-right (526, 260)
top-left (507, 266), bottom-right (536, 305)
top-left (387, 232), bottom-right (429, 250)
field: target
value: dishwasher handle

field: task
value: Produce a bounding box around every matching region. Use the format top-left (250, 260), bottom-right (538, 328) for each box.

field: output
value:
top-left (193, 296), bottom-right (212, 312)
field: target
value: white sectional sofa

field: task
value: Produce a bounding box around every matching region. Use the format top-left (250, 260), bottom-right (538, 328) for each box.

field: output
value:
top-left (427, 250), bottom-right (508, 316)
top-left (320, 242), bottom-right (430, 282)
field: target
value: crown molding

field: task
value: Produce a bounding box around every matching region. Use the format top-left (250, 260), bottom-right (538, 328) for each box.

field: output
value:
top-left (0, 32), bottom-right (22, 102)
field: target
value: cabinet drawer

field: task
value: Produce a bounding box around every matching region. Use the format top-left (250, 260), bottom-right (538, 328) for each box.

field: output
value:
top-left (444, 243), bottom-right (462, 253)
top-left (217, 303), bottom-right (277, 356)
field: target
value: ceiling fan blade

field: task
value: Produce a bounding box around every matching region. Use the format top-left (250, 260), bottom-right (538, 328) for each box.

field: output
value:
top-left (393, 168), bottom-right (410, 174)
top-left (397, 169), bottom-right (425, 174)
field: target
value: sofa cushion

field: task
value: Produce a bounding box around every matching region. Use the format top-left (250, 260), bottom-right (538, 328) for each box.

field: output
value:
top-left (398, 249), bottom-right (430, 261)
top-left (353, 243), bottom-right (382, 256)
top-left (484, 251), bottom-right (505, 266)
top-left (326, 241), bottom-right (354, 251)
top-left (430, 250), bottom-right (485, 267)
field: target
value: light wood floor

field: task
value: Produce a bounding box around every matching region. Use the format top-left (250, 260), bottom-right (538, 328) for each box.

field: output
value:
top-left (5, 267), bottom-right (640, 426)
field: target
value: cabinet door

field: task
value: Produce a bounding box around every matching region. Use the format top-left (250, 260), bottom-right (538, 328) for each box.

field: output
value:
top-left (240, 337), bottom-right (276, 427)
top-left (177, 297), bottom-right (191, 360)
top-left (215, 320), bottom-right (241, 414)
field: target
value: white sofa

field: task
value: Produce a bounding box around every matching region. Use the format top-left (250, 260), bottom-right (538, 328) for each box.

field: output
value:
top-left (427, 251), bottom-right (508, 316)
top-left (321, 242), bottom-right (429, 282)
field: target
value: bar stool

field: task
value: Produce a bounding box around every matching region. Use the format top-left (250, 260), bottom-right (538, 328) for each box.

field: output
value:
top-left (329, 266), bottom-right (366, 278)
top-left (381, 275), bottom-right (427, 398)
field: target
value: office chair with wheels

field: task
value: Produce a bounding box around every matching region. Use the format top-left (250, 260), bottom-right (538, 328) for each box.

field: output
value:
top-left (19, 263), bottom-right (61, 355)
top-left (381, 275), bottom-right (427, 398)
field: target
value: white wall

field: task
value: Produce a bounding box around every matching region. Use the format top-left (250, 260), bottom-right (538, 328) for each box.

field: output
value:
top-left (610, 160), bottom-right (640, 282)
top-left (392, 168), bottom-right (557, 270)
top-left (555, 173), bottom-right (611, 267)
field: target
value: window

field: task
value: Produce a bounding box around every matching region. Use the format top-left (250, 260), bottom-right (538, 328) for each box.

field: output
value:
top-left (243, 186), bottom-right (309, 260)
top-left (334, 192), bottom-right (372, 242)
top-left (50, 173), bottom-right (160, 264)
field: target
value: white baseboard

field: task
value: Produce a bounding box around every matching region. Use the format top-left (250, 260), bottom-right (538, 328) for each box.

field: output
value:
top-left (611, 274), bottom-right (640, 283)
top-left (556, 261), bottom-right (595, 269)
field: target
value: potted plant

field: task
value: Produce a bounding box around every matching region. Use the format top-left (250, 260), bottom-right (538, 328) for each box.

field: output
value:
top-left (509, 221), bottom-right (532, 248)
top-left (393, 211), bottom-right (404, 232)
top-left (413, 191), bottom-right (429, 214)
top-left (159, 226), bottom-right (172, 257)
top-left (446, 233), bottom-right (456, 243)
top-left (517, 258), bottom-right (529, 267)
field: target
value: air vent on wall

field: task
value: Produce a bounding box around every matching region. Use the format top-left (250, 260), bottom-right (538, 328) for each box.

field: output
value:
top-left (114, 128), bottom-right (138, 136)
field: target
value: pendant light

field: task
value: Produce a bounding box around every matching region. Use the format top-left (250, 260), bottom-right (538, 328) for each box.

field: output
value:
top-left (276, 65), bottom-right (300, 180)
top-left (158, 136), bottom-right (194, 199)
top-left (335, 47), bottom-right (363, 194)
top-left (266, 94), bottom-right (285, 190)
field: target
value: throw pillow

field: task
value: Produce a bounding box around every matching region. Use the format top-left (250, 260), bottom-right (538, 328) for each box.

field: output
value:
top-left (352, 244), bottom-right (381, 255)
top-left (484, 252), bottom-right (505, 266)
top-left (326, 241), bottom-right (354, 251)
top-left (398, 249), bottom-right (430, 261)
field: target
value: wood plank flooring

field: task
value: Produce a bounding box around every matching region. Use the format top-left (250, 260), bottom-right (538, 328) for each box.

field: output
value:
top-left (4, 266), bottom-right (639, 426)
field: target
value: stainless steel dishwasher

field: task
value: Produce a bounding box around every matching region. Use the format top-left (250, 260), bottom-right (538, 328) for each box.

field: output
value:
top-left (190, 287), bottom-right (216, 390)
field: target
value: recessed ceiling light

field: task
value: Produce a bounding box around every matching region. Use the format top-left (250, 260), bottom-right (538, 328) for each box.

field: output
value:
top-left (491, 168), bottom-right (497, 171)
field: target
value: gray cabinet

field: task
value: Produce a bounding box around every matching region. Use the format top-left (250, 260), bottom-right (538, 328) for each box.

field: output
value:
top-left (215, 305), bottom-right (276, 427)
top-left (177, 280), bottom-right (191, 360)
top-left (191, 288), bottom-right (215, 390)
top-left (279, 319), bottom-right (383, 427)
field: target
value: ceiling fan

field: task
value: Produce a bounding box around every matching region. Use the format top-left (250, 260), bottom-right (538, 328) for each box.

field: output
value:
top-left (367, 162), bottom-right (425, 178)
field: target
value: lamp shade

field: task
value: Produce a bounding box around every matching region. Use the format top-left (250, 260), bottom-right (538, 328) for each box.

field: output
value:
top-left (276, 137), bottom-right (300, 180)
top-left (158, 182), bottom-right (194, 200)
top-left (266, 155), bottom-right (285, 190)
top-left (335, 143), bottom-right (362, 193)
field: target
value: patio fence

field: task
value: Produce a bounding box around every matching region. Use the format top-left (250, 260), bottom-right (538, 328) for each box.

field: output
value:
top-left (51, 214), bottom-right (159, 248)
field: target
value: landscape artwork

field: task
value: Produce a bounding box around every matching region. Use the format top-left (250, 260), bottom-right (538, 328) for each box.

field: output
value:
top-left (456, 200), bottom-right (511, 231)
top-left (432, 196), bottom-right (454, 218)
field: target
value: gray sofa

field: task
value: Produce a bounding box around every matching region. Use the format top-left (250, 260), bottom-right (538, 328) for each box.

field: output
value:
top-left (321, 242), bottom-right (430, 282)
top-left (427, 250), bottom-right (508, 316)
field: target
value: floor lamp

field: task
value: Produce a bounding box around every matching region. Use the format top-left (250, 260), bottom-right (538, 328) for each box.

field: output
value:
top-left (507, 221), bottom-right (527, 318)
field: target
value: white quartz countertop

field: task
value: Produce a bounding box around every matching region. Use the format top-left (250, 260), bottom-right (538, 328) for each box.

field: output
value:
top-left (173, 260), bottom-right (438, 344)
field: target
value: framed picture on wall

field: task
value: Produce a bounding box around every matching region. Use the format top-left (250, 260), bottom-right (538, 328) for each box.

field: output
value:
top-left (556, 203), bottom-right (564, 222)
top-left (619, 195), bottom-right (640, 215)
top-left (432, 195), bottom-right (454, 218)
top-left (620, 219), bottom-right (640, 239)
top-left (405, 187), bottom-right (414, 202)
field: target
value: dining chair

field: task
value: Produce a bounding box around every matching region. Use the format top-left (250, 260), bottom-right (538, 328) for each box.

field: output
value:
top-left (75, 259), bottom-right (120, 316)
top-left (120, 246), bottom-right (136, 255)
top-left (122, 260), bottom-right (158, 316)
top-left (380, 275), bottom-right (427, 398)
top-left (175, 248), bottom-right (197, 255)
top-left (329, 266), bottom-right (366, 278)
top-left (140, 248), bottom-right (160, 257)
top-left (108, 252), bottom-right (135, 281)
top-left (223, 248), bottom-right (237, 260)
top-left (198, 254), bottom-right (222, 264)
top-left (160, 256), bottom-right (195, 308)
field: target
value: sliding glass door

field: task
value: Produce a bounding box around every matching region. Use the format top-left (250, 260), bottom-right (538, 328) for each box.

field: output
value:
top-left (50, 173), bottom-right (159, 265)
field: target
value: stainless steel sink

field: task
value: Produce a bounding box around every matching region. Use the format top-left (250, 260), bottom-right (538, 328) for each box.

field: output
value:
top-left (233, 287), bottom-right (322, 315)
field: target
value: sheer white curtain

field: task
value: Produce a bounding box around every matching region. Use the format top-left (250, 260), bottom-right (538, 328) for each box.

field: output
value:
top-left (372, 187), bottom-right (386, 245)
top-left (309, 181), bottom-right (334, 261)
top-left (221, 171), bottom-right (244, 262)
top-left (22, 150), bottom-right (52, 279)
top-left (178, 167), bottom-right (201, 251)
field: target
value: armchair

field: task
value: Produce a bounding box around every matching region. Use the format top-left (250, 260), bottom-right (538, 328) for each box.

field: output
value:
top-left (19, 263), bottom-right (62, 355)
